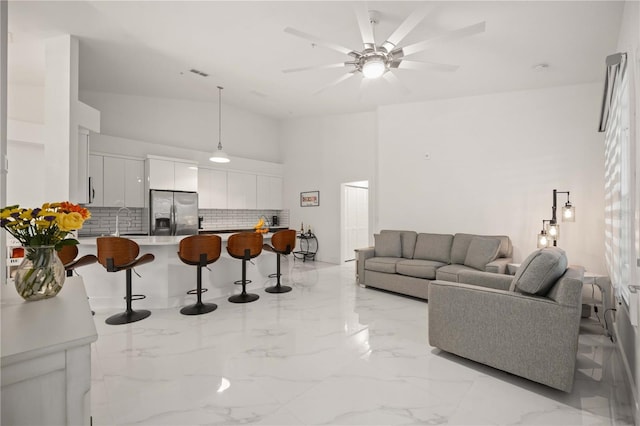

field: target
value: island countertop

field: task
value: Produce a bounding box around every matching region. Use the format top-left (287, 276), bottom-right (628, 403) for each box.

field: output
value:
top-left (78, 232), bottom-right (273, 246)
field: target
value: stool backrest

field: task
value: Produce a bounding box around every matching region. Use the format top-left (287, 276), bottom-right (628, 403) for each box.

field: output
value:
top-left (227, 232), bottom-right (263, 259)
top-left (271, 229), bottom-right (297, 254)
top-left (97, 236), bottom-right (140, 268)
top-left (179, 235), bottom-right (222, 265)
top-left (57, 244), bottom-right (79, 266)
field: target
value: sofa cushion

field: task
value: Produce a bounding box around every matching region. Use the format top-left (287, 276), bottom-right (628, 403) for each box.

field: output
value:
top-left (510, 247), bottom-right (568, 295)
top-left (413, 233), bottom-right (453, 263)
top-left (396, 259), bottom-right (446, 279)
top-left (450, 234), bottom-right (475, 264)
top-left (435, 264), bottom-right (478, 282)
top-left (464, 237), bottom-right (501, 271)
top-left (374, 233), bottom-right (401, 258)
top-left (451, 233), bottom-right (513, 264)
top-left (365, 257), bottom-right (402, 274)
top-left (382, 230), bottom-right (418, 259)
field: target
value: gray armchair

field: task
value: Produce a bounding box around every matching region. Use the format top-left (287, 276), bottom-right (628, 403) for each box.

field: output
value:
top-left (428, 247), bottom-right (584, 392)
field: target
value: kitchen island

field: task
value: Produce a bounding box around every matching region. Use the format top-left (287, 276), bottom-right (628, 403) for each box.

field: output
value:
top-left (77, 233), bottom-right (280, 310)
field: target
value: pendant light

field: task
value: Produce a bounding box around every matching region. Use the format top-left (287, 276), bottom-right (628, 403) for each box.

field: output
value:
top-left (209, 85), bottom-right (230, 163)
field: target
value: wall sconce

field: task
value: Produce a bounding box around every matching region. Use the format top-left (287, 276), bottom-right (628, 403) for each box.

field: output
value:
top-left (539, 189), bottom-right (575, 247)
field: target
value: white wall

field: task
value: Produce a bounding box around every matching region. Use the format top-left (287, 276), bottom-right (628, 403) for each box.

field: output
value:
top-left (377, 83), bottom-right (606, 273)
top-left (281, 111), bottom-right (377, 264)
top-left (80, 90), bottom-right (281, 163)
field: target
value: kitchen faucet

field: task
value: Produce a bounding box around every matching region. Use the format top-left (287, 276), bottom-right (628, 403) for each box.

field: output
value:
top-left (114, 206), bottom-right (131, 237)
top-left (259, 215), bottom-right (271, 228)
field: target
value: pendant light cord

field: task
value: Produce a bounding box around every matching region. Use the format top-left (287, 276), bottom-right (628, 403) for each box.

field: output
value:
top-left (218, 86), bottom-right (223, 149)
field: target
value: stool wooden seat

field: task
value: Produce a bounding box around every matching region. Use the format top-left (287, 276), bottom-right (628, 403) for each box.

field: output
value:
top-left (57, 244), bottom-right (98, 277)
top-left (263, 229), bottom-right (296, 294)
top-left (97, 237), bottom-right (155, 325)
top-left (226, 232), bottom-right (263, 303)
top-left (178, 235), bottom-right (221, 315)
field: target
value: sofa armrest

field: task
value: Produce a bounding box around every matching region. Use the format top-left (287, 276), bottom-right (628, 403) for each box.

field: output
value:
top-left (428, 280), bottom-right (582, 392)
top-left (457, 270), bottom-right (513, 291)
top-left (355, 247), bottom-right (374, 284)
top-left (485, 257), bottom-right (512, 274)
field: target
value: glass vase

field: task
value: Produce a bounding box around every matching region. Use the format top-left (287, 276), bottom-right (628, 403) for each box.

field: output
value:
top-left (14, 245), bottom-right (66, 301)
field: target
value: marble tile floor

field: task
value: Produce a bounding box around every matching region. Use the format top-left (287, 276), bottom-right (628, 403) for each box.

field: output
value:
top-left (90, 261), bottom-right (634, 425)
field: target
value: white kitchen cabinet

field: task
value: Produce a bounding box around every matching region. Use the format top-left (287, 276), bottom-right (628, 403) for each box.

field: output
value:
top-left (76, 130), bottom-right (90, 204)
top-left (174, 161), bottom-right (198, 192)
top-left (124, 159), bottom-right (145, 208)
top-left (210, 170), bottom-right (227, 208)
top-left (147, 158), bottom-right (175, 190)
top-left (103, 156), bottom-right (126, 207)
top-left (88, 154), bottom-right (104, 206)
top-left (227, 171), bottom-right (257, 209)
top-left (147, 157), bottom-right (197, 191)
top-left (257, 175), bottom-right (283, 210)
top-left (199, 168), bottom-right (228, 209)
top-left (198, 168), bottom-right (213, 208)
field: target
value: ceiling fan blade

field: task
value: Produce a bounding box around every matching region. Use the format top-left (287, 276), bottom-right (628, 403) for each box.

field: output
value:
top-left (397, 21), bottom-right (486, 58)
top-left (381, 4), bottom-right (431, 52)
top-left (284, 27), bottom-right (355, 56)
top-left (283, 63), bottom-right (352, 73)
top-left (392, 60), bottom-right (459, 72)
top-left (382, 72), bottom-right (410, 95)
top-left (354, 4), bottom-right (375, 47)
top-left (313, 72), bottom-right (358, 95)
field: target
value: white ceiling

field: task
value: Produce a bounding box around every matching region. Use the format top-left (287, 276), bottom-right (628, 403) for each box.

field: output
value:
top-left (8, 1), bottom-right (624, 119)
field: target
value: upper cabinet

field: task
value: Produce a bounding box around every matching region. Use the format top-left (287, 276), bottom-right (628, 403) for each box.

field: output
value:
top-left (147, 157), bottom-right (197, 192)
top-left (88, 154), bottom-right (144, 208)
top-left (257, 175), bottom-right (283, 210)
top-left (198, 169), bottom-right (283, 210)
top-left (198, 168), bottom-right (227, 209)
top-left (88, 154), bottom-right (104, 206)
top-left (227, 171), bottom-right (257, 209)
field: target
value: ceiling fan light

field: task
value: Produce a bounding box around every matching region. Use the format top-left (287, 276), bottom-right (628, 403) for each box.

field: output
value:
top-left (362, 57), bottom-right (386, 79)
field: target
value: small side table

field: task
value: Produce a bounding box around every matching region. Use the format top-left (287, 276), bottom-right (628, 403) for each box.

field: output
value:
top-left (294, 232), bottom-right (318, 262)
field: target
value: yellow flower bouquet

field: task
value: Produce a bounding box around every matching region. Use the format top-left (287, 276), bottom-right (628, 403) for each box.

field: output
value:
top-left (1, 201), bottom-right (91, 300)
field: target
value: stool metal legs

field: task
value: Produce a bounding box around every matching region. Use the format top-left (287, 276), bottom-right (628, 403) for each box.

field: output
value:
top-left (266, 253), bottom-right (292, 294)
top-left (229, 255), bottom-right (259, 303)
top-left (106, 269), bottom-right (151, 325)
top-left (181, 260), bottom-right (217, 315)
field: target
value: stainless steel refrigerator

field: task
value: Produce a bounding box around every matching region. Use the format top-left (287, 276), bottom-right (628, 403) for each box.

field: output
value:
top-left (149, 190), bottom-right (199, 236)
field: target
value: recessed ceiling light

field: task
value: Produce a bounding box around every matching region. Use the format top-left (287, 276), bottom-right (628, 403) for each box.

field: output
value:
top-left (533, 63), bottom-right (550, 72)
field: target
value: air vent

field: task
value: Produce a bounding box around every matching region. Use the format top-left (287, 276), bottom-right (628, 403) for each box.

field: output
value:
top-left (189, 68), bottom-right (209, 77)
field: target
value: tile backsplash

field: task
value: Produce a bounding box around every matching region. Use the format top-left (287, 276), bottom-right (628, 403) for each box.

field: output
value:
top-left (199, 209), bottom-right (290, 230)
top-left (79, 207), bottom-right (290, 236)
top-left (80, 207), bottom-right (144, 236)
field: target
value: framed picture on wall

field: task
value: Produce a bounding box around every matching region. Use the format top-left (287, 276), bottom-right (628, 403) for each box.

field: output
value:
top-left (300, 191), bottom-right (320, 207)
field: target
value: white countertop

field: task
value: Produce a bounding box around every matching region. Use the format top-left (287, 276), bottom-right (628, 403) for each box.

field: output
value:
top-left (1, 277), bottom-right (98, 366)
top-left (78, 233), bottom-right (272, 246)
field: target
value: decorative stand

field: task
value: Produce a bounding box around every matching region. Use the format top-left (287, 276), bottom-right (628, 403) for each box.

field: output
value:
top-left (293, 232), bottom-right (318, 262)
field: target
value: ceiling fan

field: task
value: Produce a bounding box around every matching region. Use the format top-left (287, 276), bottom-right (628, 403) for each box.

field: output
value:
top-left (283, 5), bottom-right (486, 94)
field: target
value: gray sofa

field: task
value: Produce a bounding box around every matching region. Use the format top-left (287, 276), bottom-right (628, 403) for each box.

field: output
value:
top-left (428, 247), bottom-right (584, 392)
top-left (356, 230), bottom-right (513, 300)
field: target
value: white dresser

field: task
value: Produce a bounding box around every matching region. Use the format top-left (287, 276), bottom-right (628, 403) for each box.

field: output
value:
top-left (1, 277), bottom-right (98, 425)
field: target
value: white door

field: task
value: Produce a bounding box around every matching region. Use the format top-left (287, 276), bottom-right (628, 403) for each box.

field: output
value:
top-left (343, 184), bottom-right (369, 262)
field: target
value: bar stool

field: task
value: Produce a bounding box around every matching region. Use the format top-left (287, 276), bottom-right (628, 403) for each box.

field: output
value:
top-left (97, 236), bottom-right (155, 325)
top-left (263, 229), bottom-right (296, 294)
top-left (57, 244), bottom-right (98, 277)
top-left (227, 232), bottom-right (263, 303)
top-left (178, 234), bottom-right (221, 315)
